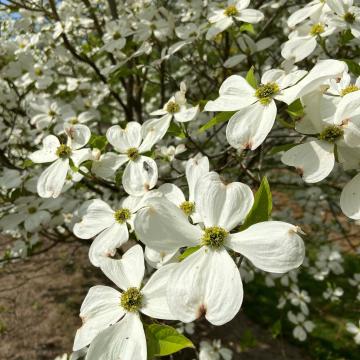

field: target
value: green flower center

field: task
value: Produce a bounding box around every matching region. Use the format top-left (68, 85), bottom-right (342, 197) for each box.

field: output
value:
top-left (344, 12), bottom-right (356, 24)
top-left (319, 125), bottom-right (344, 143)
top-left (69, 117), bottom-right (79, 125)
top-left (166, 101), bottom-right (180, 114)
top-left (180, 201), bottom-right (195, 216)
top-left (224, 5), bottom-right (238, 17)
top-left (201, 226), bottom-right (228, 249)
top-left (126, 147), bottom-right (140, 161)
top-left (310, 23), bottom-right (325, 36)
top-left (114, 208), bottom-right (131, 224)
top-left (28, 207), bottom-right (37, 214)
top-left (341, 84), bottom-right (359, 96)
top-left (255, 82), bottom-right (280, 105)
top-left (120, 287), bottom-right (143, 312)
top-left (34, 68), bottom-right (43, 76)
top-left (48, 110), bottom-right (57, 117)
top-left (113, 32), bottom-right (121, 40)
top-left (56, 144), bottom-right (72, 158)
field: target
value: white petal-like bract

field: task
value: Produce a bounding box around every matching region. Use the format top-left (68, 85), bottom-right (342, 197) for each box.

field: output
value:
top-left (227, 221), bottom-right (305, 273)
top-left (167, 246), bottom-right (243, 325)
top-left (134, 196), bottom-right (201, 252)
top-left (340, 174), bottom-right (360, 220)
top-left (122, 156), bottom-right (158, 196)
top-left (86, 313), bottom-right (146, 360)
top-left (195, 172), bottom-right (254, 231)
top-left (281, 140), bottom-right (335, 183)
top-left (226, 101), bottom-right (277, 150)
top-left (37, 158), bottom-right (69, 198)
top-left (99, 245), bottom-right (145, 291)
top-left (73, 285), bottom-right (124, 351)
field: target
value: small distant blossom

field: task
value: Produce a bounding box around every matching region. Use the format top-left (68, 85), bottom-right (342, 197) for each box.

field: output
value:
top-left (289, 286), bottom-right (311, 315)
top-left (346, 320), bottom-right (360, 344)
top-left (176, 321), bottom-right (195, 335)
top-left (199, 339), bottom-right (233, 360)
top-left (310, 246), bottom-right (345, 280)
top-left (323, 285), bottom-right (344, 302)
top-left (206, 0), bottom-right (264, 40)
top-left (349, 273), bottom-right (360, 301)
top-left (288, 311), bottom-right (315, 341)
top-left (103, 120), bottom-right (168, 195)
top-left (150, 82), bottom-right (199, 131)
top-left (326, 0), bottom-right (360, 39)
top-left (157, 143), bottom-right (186, 161)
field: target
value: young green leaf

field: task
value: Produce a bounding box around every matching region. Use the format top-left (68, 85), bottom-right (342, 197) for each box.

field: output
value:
top-left (287, 99), bottom-right (304, 118)
top-left (178, 246), bottom-right (201, 261)
top-left (240, 23), bottom-right (255, 34)
top-left (167, 122), bottom-right (186, 138)
top-left (240, 176), bottom-right (272, 231)
top-left (276, 116), bottom-right (295, 129)
top-left (89, 134), bottom-right (108, 151)
top-left (145, 323), bottom-right (194, 358)
top-left (198, 112), bottom-right (235, 133)
top-left (246, 66), bottom-right (258, 89)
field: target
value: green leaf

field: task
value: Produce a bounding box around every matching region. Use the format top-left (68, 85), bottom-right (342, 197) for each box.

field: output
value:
top-left (286, 99), bottom-right (304, 118)
top-left (271, 320), bottom-right (282, 339)
top-left (342, 59), bottom-right (360, 76)
top-left (276, 116), bottom-right (295, 129)
top-left (340, 29), bottom-right (354, 44)
top-left (267, 143), bottom-right (297, 156)
top-left (145, 324), bottom-right (194, 358)
top-left (245, 66), bottom-right (257, 89)
top-left (240, 176), bottom-right (272, 231)
top-left (240, 23), bottom-right (255, 34)
top-left (22, 159), bottom-right (34, 168)
top-left (198, 111), bottom-right (235, 133)
top-left (89, 134), bottom-right (108, 151)
top-left (239, 329), bottom-right (258, 350)
top-left (178, 246), bottom-right (201, 261)
top-left (167, 122), bottom-right (185, 138)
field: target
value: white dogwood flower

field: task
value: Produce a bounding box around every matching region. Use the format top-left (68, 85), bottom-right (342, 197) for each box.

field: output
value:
top-left (279, 60), bottom-right (347, 105)
top-left (135, 172), bottom-right (305, 325)
top-left (282, 15), bottom-right (336, 63)
top-left (105, 120), bottom-right (168, 196)
top-left (73, 245), bottom-right (176, 359)
top-left (282, 87), bottom-right (360, 183)
top-left (73, 194), bottom-right (154, 266)
top-left (204, 68), bottom-right (307, 150)
top-left (0, 196), bottom-right (51, 233)
top-left (287, 0), bottom-right (330, 28)
top-left (150, 82), bottom-right (199, 132)
top-left (29, 125), bottom-right (92, 198)
top-left (326, 0), bottom-right (360, 39)
top-left (206, 0), bottom-right (264, 40)
top-left (101, 20), bottom-right (132, 52)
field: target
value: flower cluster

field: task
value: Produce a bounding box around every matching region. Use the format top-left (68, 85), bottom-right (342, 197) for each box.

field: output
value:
top-left (0, 0), bottom-right (359, 359)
